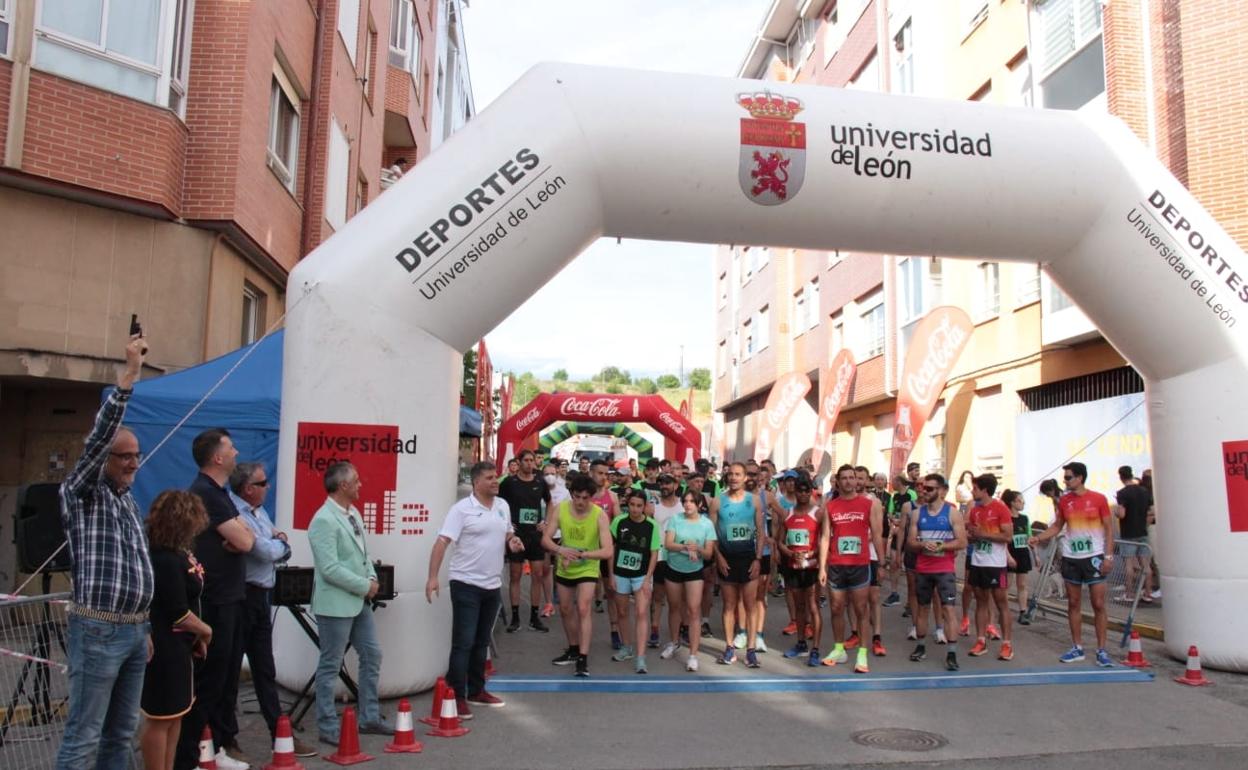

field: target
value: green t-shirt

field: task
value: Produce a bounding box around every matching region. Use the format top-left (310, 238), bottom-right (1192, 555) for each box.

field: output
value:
top-left (610, 515), bottom-right (661, 578)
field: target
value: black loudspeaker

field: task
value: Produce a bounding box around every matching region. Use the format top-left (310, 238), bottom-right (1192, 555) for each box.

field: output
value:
top-left (15, 483), bottom-right (71, 574)
top-left (273, 566), bottom-right (315, 606)
top-left (373, 562), bottom-right (396, 601)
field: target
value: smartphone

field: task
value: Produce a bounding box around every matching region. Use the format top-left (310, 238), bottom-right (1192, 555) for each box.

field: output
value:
top-left (129, 314), bottom-right (148, 354)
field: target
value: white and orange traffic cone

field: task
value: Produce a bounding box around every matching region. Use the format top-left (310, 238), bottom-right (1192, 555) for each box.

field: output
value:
top-left (325, 706), bottom-right (374, 765)
top-left (196, 726), bottom-right (218, 769)
top-left (1174, 645), bottom-right (1213, 686)
top-left (384, 698), bottom-right (424, 753)
top-left (263, 715), bottom-right (306, 769)
top-left (427, 681), bottom-right (470, 738)
top-left (420, 676), bottom-right (446, 727)
top-left (1122, 630), bottom-right (1150, 668)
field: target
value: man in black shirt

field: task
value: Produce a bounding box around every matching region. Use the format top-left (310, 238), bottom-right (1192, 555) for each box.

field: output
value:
top-left (500, 449), bottom-right (552, 632)
top-left (176, 428), bottom-right (255, 770)
top-left (1114, 465), bottom-right (1156, 602)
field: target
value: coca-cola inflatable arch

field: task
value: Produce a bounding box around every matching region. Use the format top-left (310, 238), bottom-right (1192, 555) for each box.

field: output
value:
top-left (498, 393), bottom-right (699, 471)
top-left (274, 64), bottom-right (1248, 691)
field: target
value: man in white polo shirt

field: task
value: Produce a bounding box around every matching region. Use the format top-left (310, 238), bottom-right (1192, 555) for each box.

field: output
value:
top-left (426, 461), bottom-right (524, 719)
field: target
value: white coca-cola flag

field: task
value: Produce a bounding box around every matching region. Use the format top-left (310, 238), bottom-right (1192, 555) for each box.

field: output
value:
top-left (754, 372), bottom-right (812, 463)
top-left (811, 349), bottom-right (856, 470)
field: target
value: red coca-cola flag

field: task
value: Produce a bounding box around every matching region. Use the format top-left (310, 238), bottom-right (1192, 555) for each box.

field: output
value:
top-left (754, 372), bottom-right (812, 463)
top-left (889, 306), bottom-right (973, 479)
top-left (811, 349), bottom-right (856, 470)
top-left (679, 399), bottom-right (690, 419)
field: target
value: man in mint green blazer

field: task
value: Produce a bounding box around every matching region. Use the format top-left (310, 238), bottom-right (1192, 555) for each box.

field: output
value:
top-left (308, 461), bottom-right (393, 746)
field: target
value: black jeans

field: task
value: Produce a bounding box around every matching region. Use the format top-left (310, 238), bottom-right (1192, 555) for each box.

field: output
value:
top-left (240, 585), bottom-right (282, 737)
top-left (174, 600), bottom-right (243, 769)
top-left (448, 581), bottom-right (501, 699)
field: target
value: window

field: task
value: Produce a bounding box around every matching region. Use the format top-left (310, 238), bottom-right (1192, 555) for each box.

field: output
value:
top-left (0, 0), bottom-right (9, 58)
top-left (1007, 50), bottom-right (1032, 107)
top-left (363, 24), bottom-right (376, 101)
top-left (829, 311), bottom-right (845, 354)
top-left (826, 249), bottom-right (843, 269)
top-left (1016, 264), bottom-right (1041, 306)
top-left (388, 0), bottom-right (420, 70)
top-left (756, 305), bottom-right (771, 352)
top-left (893, 19), bottom-right (913, 95)
top-left (732, 248), bottom-right (742, 287)
top-left (806, 278), bottom-right (820, 330)
top-left (976, 262), bottom-right (1000, 319)
top-left (268, 67), bottom-right (301, 192)
top-left (718, 271), bottom-right (728, 308)
top-left (338, 0), bottom-right (360, 65)
top-left (1035, 0), bottom-right (1101, 77)
top-left (961, 0), bottom-right (988, 35)
top-left (34, 0), bottom-right (195, 112)
top-left (973, 387), bottom-right (1004, 478)
top-left (717, 339), bottom-right (728, 378)
top-left (874, 412), bottom-right (895, 470)
top-left (757, 247), bottom-right (770, 272)
top-left (926, 400), bottom-right (947, 474)
top-left (860, 292), bottom-right (885, 358)
top-left (355, 172), bottom-right (368, 214)
top-left (898, 257), bottom-right (925, 324)
top-left (241, 283), bottom-right (264, 345)
top-left (412, 21), bottom-right (423, 96)
top-left (793, 287), bottom-right (807, 338)
top-left (1046, 275), bottom-right (1076, 313)
top-left (743, 319), bottom-right (754, 359)
top-left (325, 119), bottom-right (350, 230)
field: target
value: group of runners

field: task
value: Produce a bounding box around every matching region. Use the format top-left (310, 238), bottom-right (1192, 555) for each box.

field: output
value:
top-left (494, 449), bottom-right (1120, 677)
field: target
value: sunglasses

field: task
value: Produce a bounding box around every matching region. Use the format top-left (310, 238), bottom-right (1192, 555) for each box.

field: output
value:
top-left (922, 485), bottom-right (939, 492)
top-left (250, 479), bottom-right (270, 487)
top-left (1063, 475), bottom-right (1075, 481)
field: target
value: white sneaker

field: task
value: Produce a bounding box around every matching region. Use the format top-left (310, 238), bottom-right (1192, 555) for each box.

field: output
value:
top-left (733, 631), bottom-right (747, 649)
top-left (1150, 589), bottom-right (1162, 599)
top-left (660, 641), bottom-right (679, 660)
top-left (214, 750), bottom-right (250, 770)
top-left (934, 627), bottom-right (948, 645)
top-left (686, 654), bottom-right (700, 672)
top-left (906, 625), bottom-right (918, 641)
top-left (755, 633), bottom-right (768, 653)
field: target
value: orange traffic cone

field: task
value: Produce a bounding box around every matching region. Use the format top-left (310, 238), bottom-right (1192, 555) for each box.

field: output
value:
top-left (427, 681), bottom-right (470, 738)
top-left (1174, 645), bottom-right (1213, 686)
top-left (420, 676), bottom-right (446, 727)
top-left (325, 706), bottom-right (374, 765)
top-left (384, 698), bottom-right (424, 753)
top-left (1122, 630), bottom-right (1150, 668)
top-left (263, 715), bottom-right (306, 769)
top-left (196, 726), bottom-right (218, 769)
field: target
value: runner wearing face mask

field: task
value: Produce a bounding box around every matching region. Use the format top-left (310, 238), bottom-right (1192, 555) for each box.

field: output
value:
top-left (500, 450), bottom-right (552, 633)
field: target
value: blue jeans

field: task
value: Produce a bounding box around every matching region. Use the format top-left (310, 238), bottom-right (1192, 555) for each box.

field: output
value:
top-left (56, 615), bottom-right (148, 770)
top-left (448, 581), bottom-right (501, 699)
top-left (315, 608), bottom-right (382, 738)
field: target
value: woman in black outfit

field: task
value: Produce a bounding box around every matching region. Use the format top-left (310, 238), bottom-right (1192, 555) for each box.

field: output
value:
top-left (139, 491), bottom-right (212, 770)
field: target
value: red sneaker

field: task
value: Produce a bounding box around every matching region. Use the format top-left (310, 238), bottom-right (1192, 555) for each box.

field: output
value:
top-left (871, 637), bottom-right (887, 657)
top-left (467, 690), bottom-right (505, 708)
top-left (959, 616), bottom-right (971, 636)
top-left (986, 623), bottom-right (1002, 640)
top-left (845, 632), bottom-right (860, 650)
top-left (805, 624), bottom-right (814, 639)
top-left (455, 697), bottom-right (475, 720)
top-left (968, 638), bottom-right (989, 657)
top-left (998, 642), bottom-right (1014, 661)
top-left (781, 621), bottom-right (799, 636)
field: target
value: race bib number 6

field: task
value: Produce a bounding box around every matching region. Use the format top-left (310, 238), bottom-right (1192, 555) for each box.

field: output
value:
top-left (787, 529), bottom-right (811, 547)
top-left (837, 536), bottom-right (862, 555)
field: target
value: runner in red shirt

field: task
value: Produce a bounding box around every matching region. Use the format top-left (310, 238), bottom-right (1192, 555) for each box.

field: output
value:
top-left (966, 474), bottom-right (1014, 661)
top-left (775, 475), bottom-right (824, 667)
top-left (818, 465), bottom-right (883, 673)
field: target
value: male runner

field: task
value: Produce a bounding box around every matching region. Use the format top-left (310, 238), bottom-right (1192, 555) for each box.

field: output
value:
top-left (710, 463), bottom-right (765, 668)
top-left (966, 474), bottom-right (1014, 660)
top-left (819, 465), bottom-right (883, 673)
top-left (907, 473), bottom-right (967, 671)
top-left (610, 491), bottom-right (660, 674)
top-left (776, 476), bottom-right (823, 666)
top-left (499, 450), bottom-right (552, 633)
top-left (589, 460), bottom-right (622, 646)
top-left (1030, 461), bottom-right (1115, 666)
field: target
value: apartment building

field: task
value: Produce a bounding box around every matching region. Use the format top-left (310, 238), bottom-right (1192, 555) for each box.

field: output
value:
top-left (714, 0), bottom-right (1244, 502)
top-left (0, 0), bottom-right (473, 583)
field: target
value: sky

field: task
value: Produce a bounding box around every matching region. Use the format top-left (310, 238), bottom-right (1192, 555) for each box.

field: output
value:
top-left (461, 0), bottom-right (771, 381)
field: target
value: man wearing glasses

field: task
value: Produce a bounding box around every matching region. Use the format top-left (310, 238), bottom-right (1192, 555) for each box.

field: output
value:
top-left (906, 473), bottom-right (967, 672)
top-left (1029, 461), bottom-right (1115, 667)
top-left (56, 332), bottom-right (154, 769)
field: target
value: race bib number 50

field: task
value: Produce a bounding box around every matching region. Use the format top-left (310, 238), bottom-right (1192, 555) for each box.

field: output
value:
top-left (729, 524), bottom-right (753, 542)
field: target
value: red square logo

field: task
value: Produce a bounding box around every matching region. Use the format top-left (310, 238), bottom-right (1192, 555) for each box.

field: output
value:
top-left (293, 422), bottom-right (415, 533)
top-left (1224, 440), bottom-right (1248, 533)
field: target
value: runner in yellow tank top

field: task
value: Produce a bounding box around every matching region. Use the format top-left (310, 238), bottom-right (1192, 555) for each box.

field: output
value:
top-left (541, 473), bottom-right (613, 677)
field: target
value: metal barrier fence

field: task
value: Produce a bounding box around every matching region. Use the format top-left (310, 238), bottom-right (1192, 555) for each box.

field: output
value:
top-left (1029, 537), bottom-right (1157, 646)
top-left (0, 592), bottom-right (70, 770)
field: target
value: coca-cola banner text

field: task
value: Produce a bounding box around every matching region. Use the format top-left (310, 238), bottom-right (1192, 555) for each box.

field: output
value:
top-left (495, 392), bottom-right (701, 471)
top-left (811, 349), bottom-right (857, 470)
top-left (754, 372), bottom-right (812, 463)
top-left (889, 306), bottom-right (973, 479)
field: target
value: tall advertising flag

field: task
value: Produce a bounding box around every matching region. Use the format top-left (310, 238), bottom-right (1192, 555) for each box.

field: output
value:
top-left (754, 372), bottom-right (812, 463)
top-left (890, 306), bottom-right (973, 480)
top-left (811, 349), bottom-right (857, 471)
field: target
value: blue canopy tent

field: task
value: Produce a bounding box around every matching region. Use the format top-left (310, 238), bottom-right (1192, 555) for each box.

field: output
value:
top-left (106, 330), bottom-right (481, 516)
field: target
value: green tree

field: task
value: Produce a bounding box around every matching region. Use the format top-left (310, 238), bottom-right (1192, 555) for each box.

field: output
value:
top-left (510, 371), bottom-right (540, 408)
top-left (606, 382), bottom-right (623, 394)
top-left (553, 368), bottom-right (568, 381)
top-left (598, 366), bottom-right (631, 384)
top-left (576, 380), bottom-right (594, 393)
top-left (688, 367), bottom-right (711, 390)
top-left (656, 373), bottom-right (680, 389)
top-left (461, 346), bottom-right (479, 404)
top-left (636, 377), bottom-right (658, 395)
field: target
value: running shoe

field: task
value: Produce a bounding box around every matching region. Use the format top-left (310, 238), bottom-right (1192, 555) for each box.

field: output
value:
top-left (909, 644), bottom-right (927, 662)
top-left (746, 649), bottom-right (761, 668)
top-left (594, 600), bottom-right (604, 614)
top-left (959, 616), bottom-right (970, 636)
top-left (733, 630), bottom-right (747, 649)
top-left (701, 621), bottom-right (713, 638)
top-left (784, 640), bottom-right (809, 659)
top-left (871, 637), bottom-right (887, 657)
top-left (717, 646), bottom-right (737, 665)
top-left (541, 602), bottom-right (555, 618)
top-left (808, 648), bottom-right (822, 667)
top-left (998, 642), bottom-right (1014, 661)
top-left (505, 617), bottom-right (521, 633)
top-left (805, 624), bottom-right (814, 639)
top-left (1150, 589), bottom-right (1163, 599)
top-left (574, 656), bottom-right (589, 677)
top-left (968, 639), bottom-right (989, 657)
top-left (680, 625), bottom-right (690, 647)
top-left (845, 632), bottom-right (860, 650)
top-left (635, 656), bottom-right (648, 674)
top-left (906, 625), bottom-right (918, 641)
top-left (901, 606), bottom-right (912, 618)
top-left (1017, 610), bottom-right (1031, 627)
top-left (611, 645), bottom-right (635, 662)
top-left (934, 627), bottom-right (948, 645)
top-left (782, 620), bottom-right (799, 636)
top-left (1095, 648), bottom-right (1114, 668)
top-left (611, 630), bottom-right (623, 650)
top-left (660, 642), bottom-right (679, 660)
top-left (686, 654), bottom-right (700, 672)
top-left (854, 648), bottom-right (869, 674)
top-left (756, 633), bottom-right (768, 653)
top-left (647, 630), bottom-right (660, 649)
top-left (822, 647), bottom-right (848, 666)
top-left (818, 595), bottom-right (827, 609)
top-left (1059, 645), bottom-right (1086, 664)
top-left (529, 617), bottom-right (550, 633)
top-left (552, 647), bottom-right (578, 666)
top-left (882, 592), bottom-right (902, 607)
top-left (986, 623), bottom-right (1002, 641)
top-left (945, 651), bottom-right (960, 671)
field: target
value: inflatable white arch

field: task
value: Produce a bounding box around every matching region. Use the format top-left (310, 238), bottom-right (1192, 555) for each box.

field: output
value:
top-left (274, 63), bottom-right (1248, 692)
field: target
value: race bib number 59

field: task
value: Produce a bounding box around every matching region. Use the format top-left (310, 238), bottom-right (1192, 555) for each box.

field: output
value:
top-left (616, 550), bottom-right (643, 571)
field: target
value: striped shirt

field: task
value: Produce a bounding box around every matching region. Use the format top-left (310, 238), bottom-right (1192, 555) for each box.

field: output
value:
top-left (58, 390), bottom-right (154, 616)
